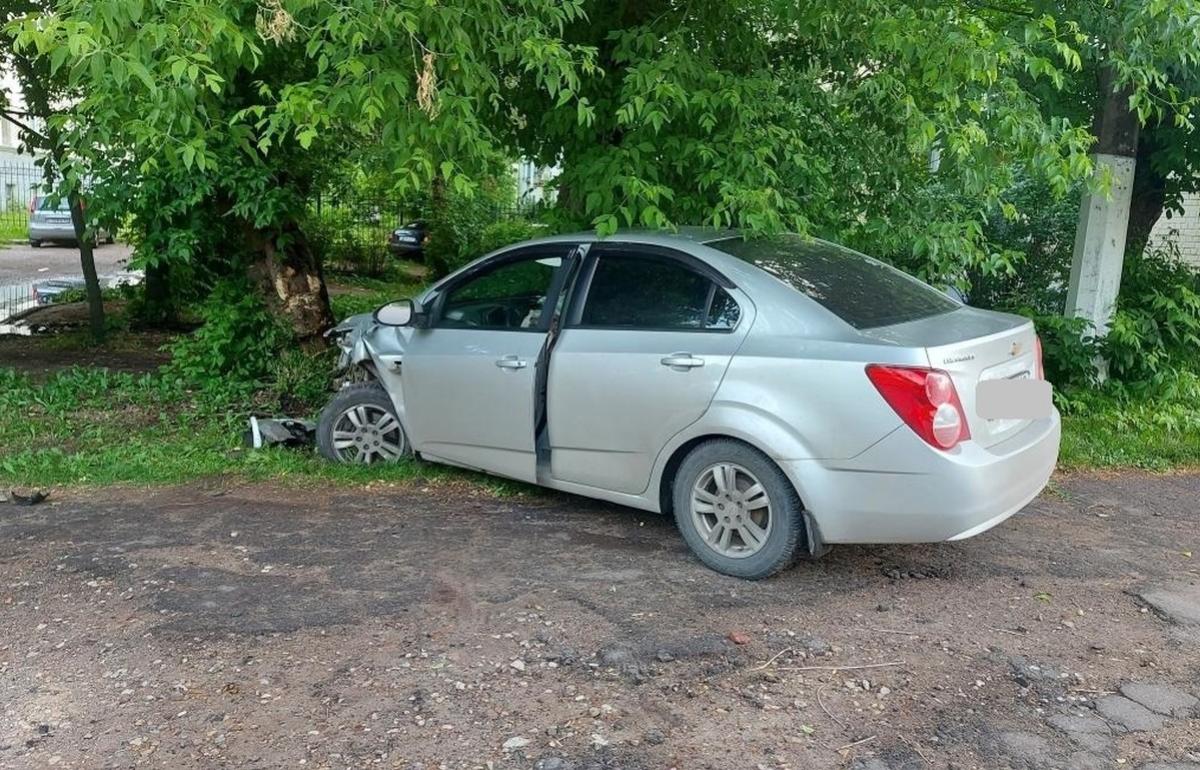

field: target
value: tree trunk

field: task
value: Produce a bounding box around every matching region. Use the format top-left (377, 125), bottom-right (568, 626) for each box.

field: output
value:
top-left (248, 224), bottom-right (334, 343)
top-left (426, 172), bottom-right (452, 277)
top-left (140, 261), bottom-right (175, 326)
top-left (1065, 63), bottom-right (1139, 343)
top-left (1124, 130), bottom-right (1167, 259)
top-left (67, 194), bottom-right (105, 340)
top-left (10, 55), bottom-right (107, 340)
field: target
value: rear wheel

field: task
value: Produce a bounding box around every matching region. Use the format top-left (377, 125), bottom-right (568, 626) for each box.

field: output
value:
top-left (316, 383), bottom-right (410, 464)
top-left (672, 439), bottom-right (804, 579)
top-left (29, 240), bottom-right (40, 248)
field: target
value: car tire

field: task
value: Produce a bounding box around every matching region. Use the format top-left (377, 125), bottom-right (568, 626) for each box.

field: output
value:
top-left (29, 240), bottom-right (40, 248)
top-left (316, 382), bottom-right (412, 464)
top-left (672, 439), bottom-right (805, 579)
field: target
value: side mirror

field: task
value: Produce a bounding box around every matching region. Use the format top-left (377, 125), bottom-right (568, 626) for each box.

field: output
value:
top-left (374, 299), bottom-right (424, 327)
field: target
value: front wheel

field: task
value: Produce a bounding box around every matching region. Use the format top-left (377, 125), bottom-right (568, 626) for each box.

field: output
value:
top-left (316, 382), bottom-right (411, 464)
top-left (672, 439), bottom-right (805, 579)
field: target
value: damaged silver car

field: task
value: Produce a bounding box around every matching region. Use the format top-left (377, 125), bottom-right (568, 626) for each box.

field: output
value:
top-left (318, 230), bottom-right (1059, 579)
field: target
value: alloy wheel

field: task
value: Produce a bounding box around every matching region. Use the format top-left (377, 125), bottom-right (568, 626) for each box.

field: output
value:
top-left (330, 404), bottom-right (405, 463)
top-left (690, 463), bottom-right (773, 558)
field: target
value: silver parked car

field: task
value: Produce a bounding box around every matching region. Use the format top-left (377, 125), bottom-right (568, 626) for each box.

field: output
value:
top-left (318, 230), bottom-right (1059, 579)
top-left (28, 196), bottom-right (113, 247)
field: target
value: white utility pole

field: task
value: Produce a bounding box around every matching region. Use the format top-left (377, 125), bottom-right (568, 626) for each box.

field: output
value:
top-left (1066, 69), bottom-right (1140, 339)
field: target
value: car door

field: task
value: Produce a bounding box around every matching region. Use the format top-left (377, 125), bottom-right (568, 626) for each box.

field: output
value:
top-left (402, 244), bottom-right (575, 483)
top-left (547, 243), bottom-right (754, 494)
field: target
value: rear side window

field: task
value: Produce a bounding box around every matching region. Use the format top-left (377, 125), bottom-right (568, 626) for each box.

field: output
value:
top-left (579, 253), bottom-right (740, 331)
top-left (712, 235), bottom-right (957, 329)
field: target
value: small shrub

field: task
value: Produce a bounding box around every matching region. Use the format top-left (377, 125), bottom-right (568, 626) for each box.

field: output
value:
top-left (54, 282), bottom-right (139, 305)
top-left (1102, 246), bottom-right (1200, 382)
top-left (425, 178), bottom-right (525, 277)
top-left (306, 207), bottom-right (392, 277)
top-left (477, 219), bottom-right (539, 255)
top-left (1014, 311), bottom-right (1099, 389)
top-left (163, 280), bottom-right (291, 397)
top-left (267, 347), bottom-right (337, 413)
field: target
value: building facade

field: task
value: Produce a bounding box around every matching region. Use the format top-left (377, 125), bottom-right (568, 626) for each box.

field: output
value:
top-left (1146, 193), bottom-right (1200, 267)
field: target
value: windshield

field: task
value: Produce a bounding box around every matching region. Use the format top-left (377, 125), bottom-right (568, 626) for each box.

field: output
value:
top-left (38, 197), bottom-right (71, 211)
top-left (711, 234), bottom-right (958, 329)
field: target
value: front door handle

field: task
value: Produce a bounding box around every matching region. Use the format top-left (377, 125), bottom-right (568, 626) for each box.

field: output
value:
top-left (495, 355), bottom-right (528, 370)
top-left (660, 353), bottom-right (705, 369)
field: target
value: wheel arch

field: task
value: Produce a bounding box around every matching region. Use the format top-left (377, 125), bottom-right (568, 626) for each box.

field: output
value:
top-left (652, 413), bottom-right (826, 558)
top-left (657, 432), bottom-right (805, 516)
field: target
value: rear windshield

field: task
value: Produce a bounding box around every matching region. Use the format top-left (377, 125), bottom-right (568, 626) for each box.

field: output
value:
top-left (38, 197), bottom-right (70, 211)
top-left (711, 234), bottom-right (958, 329)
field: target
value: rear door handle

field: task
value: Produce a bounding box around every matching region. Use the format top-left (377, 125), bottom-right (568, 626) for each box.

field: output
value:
top-left (660, 353), bottom-right (705, 369)
top-left (495, 355), bottom-right (528, 370)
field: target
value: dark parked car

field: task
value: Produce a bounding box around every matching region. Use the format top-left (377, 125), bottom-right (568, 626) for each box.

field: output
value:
top-left (387, 220), bottom-right (428, 259)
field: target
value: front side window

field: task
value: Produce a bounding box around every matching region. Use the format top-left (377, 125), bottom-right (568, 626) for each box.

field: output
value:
top-left (711, 234), bottom-right (958, 329)
top-left (579, 252), bottom-right (740, 331)
top-left (437, 254), bottom-right (562, 330)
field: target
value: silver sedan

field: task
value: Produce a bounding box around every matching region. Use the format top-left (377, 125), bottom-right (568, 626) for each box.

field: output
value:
top-left (319, 230), bottom-right (1059, 579)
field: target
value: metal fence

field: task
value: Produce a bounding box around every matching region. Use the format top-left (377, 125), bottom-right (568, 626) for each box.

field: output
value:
top-left (0, 162), bottom-right (42, 239)
top-left (309, 192), bottom-right (424, 276)
top-left (307, 192), bottom-right (535, 276)
top-left (0, 281), bottom-right (35, 326)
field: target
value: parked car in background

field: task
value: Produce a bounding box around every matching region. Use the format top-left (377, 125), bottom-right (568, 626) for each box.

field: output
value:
top-left (28, 196), bottom-right (114, 247)
top-left (32, 272), bottom-right (143, 306)
top-left (386, 220), bottom-right (428, 260)
top-left (318, 230), bottom-right (1058, 579)
top-left (31, 277), bottom-right (88, 306)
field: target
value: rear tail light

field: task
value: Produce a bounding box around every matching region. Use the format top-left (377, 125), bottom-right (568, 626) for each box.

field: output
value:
top-left (28, 197), bottom-right (37, 214)
top-left (866, 365), bottom-right (971, 450)
top-left (1034, 335), bottom-right (1044, 380)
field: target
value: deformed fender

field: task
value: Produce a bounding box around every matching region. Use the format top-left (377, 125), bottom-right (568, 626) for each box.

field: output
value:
top-left (332, 315), bottom-right (412, 436)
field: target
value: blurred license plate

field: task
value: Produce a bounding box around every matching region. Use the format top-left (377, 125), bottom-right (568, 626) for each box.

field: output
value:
top-left (396, 234), bottom-right (417, 243)
top-left (47, 215), bottom-right (71, 223)
top-left (976, 378), bottom-right (1052, 420)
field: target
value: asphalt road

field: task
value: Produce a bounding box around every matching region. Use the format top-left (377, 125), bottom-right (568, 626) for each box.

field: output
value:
top-left (0, 241), bottom-right (131, 284)
top-left (1, 473), bottom-right (1198, 769)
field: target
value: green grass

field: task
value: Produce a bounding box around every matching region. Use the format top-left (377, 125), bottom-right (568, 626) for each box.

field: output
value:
top-left (0, 212), bottom-right (29, 243)
top-left (1055, 371), bottom-right (1200, 471)
top-left (1, 346), bottom-right (1197, 490)
top-left (327, 261), bottom-right (429, 320)
top-left (0, 365), bottom-right (533, 494)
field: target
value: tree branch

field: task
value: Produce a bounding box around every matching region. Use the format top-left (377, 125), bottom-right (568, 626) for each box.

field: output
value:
top-left (0, 105), bottom-right (46, 141)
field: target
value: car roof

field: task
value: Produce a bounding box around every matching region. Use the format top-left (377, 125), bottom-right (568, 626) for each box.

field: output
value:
top-left (524, 227), bottom-right (741, 248)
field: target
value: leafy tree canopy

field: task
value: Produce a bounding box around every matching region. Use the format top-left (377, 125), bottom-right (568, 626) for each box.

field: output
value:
top-left (7, 0), bottom-right (1200, 300)
top-left (9, 0), bottom-right (597, 334)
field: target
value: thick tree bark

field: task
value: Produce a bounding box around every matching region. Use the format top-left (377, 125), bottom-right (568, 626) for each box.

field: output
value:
top-left (248, 224), bottom-right (334, 342)
top-left (1124, 130), bottom-right (1167, 259)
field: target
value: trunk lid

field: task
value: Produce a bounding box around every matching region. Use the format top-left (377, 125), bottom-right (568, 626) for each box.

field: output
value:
top-left (862, 307), bottom-right (1038, 448)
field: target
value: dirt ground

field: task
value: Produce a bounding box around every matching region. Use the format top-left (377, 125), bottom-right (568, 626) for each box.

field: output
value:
top-left (1, 472), bottom-right (1198, 770)
top-left (0, 330), bottom-right (173, 382)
